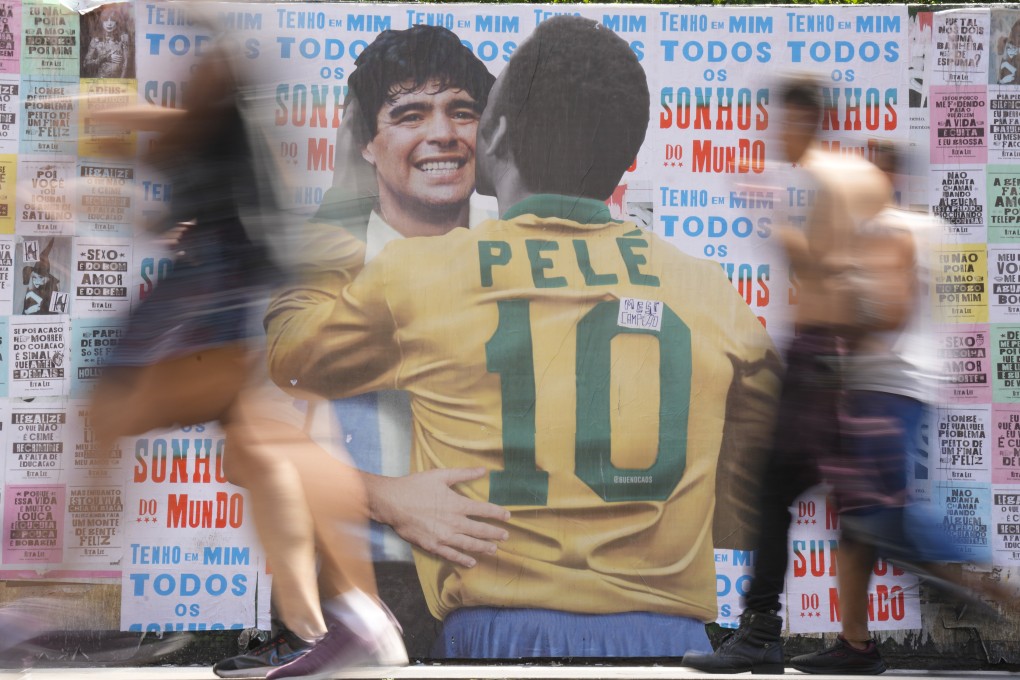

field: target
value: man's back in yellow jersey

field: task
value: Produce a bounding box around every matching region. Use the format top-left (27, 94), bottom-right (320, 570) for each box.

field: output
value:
top-left (270, 194), bottom-right (779, 622)
top-left (268, 15), bottom-right (780, 660)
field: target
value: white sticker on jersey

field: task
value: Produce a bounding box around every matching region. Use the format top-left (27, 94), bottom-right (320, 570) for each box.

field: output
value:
top-left (618, 297), bottom-right (663, 332)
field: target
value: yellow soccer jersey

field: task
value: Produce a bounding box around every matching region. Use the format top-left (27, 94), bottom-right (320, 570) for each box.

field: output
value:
top-left (265, 220), bottom-right (368, 366)
top-left (270, 195), bottom-right (780, 622)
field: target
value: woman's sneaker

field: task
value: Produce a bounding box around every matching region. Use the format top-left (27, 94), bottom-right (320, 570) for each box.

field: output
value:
top-left (790, 634), bottom-right (887, 675)
top-left (266, 615), bottom-right (407, 680)
top-left (213, 627), bottom-right (311, 678)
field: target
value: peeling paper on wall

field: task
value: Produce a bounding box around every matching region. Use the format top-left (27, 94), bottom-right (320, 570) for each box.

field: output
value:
top-left (59, 0), bottom-right (129, 16)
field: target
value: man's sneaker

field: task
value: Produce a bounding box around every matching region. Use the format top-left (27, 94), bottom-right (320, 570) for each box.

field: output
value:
top-left (213, 628), bottom-right (311, 678)
top-left (790, 635), bottom-right (887, 675)
top-left (266, 616), bottom-right (406, 680)
top-left (681, 609), bottom-right (785, 674)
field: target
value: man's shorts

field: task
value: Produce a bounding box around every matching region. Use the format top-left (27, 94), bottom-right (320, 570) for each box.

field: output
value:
top-left (432, 607), bottom-right (711, 658)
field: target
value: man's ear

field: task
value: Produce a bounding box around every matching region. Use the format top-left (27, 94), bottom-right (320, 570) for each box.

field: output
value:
top-left (360, 143), bottom-right (375, 167)
top-left (483, 115), bottom-right (510, 159)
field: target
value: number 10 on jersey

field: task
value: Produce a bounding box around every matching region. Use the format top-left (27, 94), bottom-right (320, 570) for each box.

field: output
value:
top-left (485, 299), bottom-right (691, 506)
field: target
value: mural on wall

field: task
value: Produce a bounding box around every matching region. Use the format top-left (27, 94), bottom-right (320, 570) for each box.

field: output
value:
top-left (0, 0), bottom-right (1014, 649)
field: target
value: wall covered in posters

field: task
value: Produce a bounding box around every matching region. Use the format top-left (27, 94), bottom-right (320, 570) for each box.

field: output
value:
top-left (0, 0), bottom-right (1016, 655)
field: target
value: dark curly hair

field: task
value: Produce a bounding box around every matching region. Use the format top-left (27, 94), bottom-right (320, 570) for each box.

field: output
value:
top-left (489, 16), bottom-right (649, 200)
top-left (347, 26), bottom-right (494, 145)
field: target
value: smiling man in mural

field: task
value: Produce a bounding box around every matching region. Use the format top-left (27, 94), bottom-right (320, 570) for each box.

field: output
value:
top-left (268, 15), bottom-right (780, 661)
top-left (264, 24), bottom-right (510, 573)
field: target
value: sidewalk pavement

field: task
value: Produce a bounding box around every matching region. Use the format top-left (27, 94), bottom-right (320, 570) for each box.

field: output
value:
top-left (0, 666), bottom-right (1016, 679)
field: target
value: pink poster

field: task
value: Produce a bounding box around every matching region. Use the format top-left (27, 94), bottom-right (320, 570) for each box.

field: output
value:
top-left (0, 1), bottom-right (18, 74)
top-left (994, 404), bottom-right (1020, 484)
top-left (931, 86), bottom-right (988, 164)
top-left (3, 483), bottom-right (64, 564)
top-left (937, 323), bottom-right (993, 403)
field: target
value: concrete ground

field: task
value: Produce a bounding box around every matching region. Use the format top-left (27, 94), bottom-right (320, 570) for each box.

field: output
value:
top-left (0, 666), bottom-right (1017, 679)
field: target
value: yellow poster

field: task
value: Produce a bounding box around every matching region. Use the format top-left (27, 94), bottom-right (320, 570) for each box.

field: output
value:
top-left (77, 79), bottom-right (136, 159)
top-left (0, 153), bottom-right (15, 233)
top-left (935, 244), bottom-right (989, 323)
